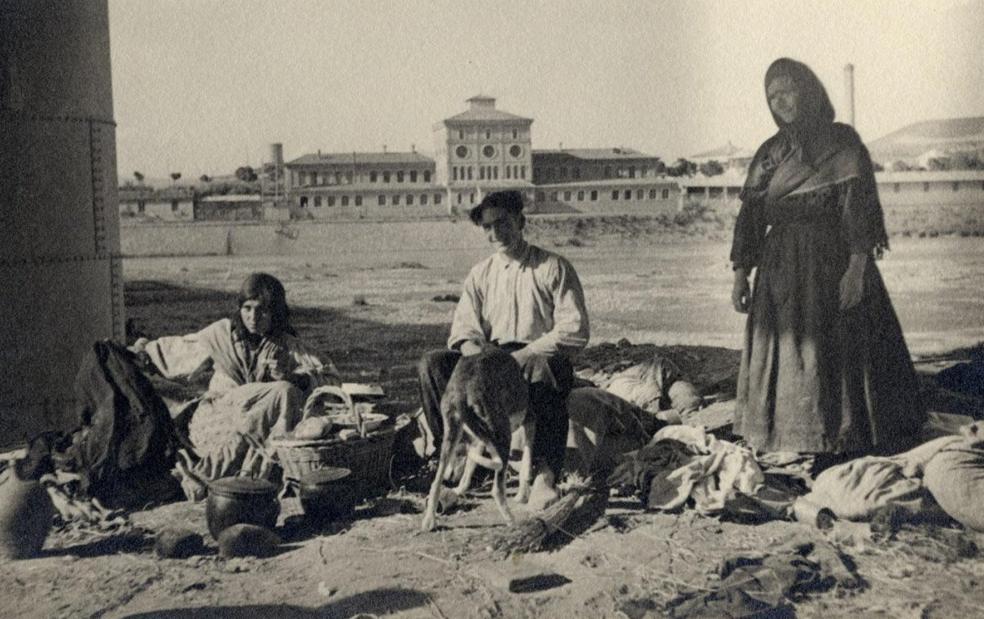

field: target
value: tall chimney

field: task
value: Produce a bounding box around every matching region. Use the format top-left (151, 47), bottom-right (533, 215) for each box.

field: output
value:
top-left (843, 63), bottom-right (855, 127)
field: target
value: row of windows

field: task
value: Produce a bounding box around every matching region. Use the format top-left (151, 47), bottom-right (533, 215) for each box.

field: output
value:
top-left (296, 169), bottom-right (432, 186)
top-left (131, 200), bottom-right (186, 213)
top-left (536, 165), bottom-right (660, 181)
top-left (891, 181), bottom-right (984, 192)
top-left (304, 193), bottom-right (444, 208)
top-left (453, 144), bottom-right (525, 159)
top-left (457, 128), bottom-right (522, 140)
top-left (451, 165), bottom-right (527, 181)
top-left (535, 188), bottom-right (672, 202)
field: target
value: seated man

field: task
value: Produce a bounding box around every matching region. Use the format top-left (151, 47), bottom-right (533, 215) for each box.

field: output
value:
top-left (418, 190), bottom-right (590, 510)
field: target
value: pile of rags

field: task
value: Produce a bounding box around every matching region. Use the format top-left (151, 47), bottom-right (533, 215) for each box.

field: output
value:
top-left (609, 425), bottom-right (764, 515)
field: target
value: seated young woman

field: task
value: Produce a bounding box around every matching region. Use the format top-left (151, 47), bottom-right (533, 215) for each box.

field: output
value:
top-left (131, 272), bottom-right (340, 499)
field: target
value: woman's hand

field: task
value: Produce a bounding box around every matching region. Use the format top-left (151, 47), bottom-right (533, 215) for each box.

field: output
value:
top-left (839, 254), bottom-right (867, 311)
top-left (732, 269), bottom-right (751, 313)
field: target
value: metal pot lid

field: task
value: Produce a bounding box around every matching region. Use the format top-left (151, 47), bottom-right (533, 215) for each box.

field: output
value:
top-left (300, 468), bottom-right (352, 487)
top-left (209, 477), bottom-right (278, 497)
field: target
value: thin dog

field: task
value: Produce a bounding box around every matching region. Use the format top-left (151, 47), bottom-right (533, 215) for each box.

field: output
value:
top-left (421, 348), bottom-right (531, 532)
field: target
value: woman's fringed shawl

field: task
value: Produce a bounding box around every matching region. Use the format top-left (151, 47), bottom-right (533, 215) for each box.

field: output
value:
top-left (731, 58), bottom-right (888, 269)
top-left (731, 59), bottom-right (889, 270)
top-left (731, 126), bottom-right (890, 269)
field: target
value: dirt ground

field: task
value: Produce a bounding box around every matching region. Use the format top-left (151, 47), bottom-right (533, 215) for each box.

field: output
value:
top-left (3, 230), bottom-right (984, 618)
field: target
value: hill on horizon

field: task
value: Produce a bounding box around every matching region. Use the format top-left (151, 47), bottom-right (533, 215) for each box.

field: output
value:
top-left (868, 116), bottom-right (984, 162)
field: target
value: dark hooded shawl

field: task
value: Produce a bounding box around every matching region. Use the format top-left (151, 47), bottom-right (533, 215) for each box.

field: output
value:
top-left (731, 58), bottom-right (889, 269)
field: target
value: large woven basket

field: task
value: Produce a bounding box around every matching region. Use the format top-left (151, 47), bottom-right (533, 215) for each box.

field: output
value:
top-left (272, 386), bottom-right (395, 499)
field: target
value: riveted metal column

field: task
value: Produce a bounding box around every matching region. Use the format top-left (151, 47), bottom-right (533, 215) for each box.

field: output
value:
top-left (0, 0), bottom-right (122, 446)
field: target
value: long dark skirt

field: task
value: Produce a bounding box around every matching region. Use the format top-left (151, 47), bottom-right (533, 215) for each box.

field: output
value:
top-left (734, 222), bottom-right (925, 454)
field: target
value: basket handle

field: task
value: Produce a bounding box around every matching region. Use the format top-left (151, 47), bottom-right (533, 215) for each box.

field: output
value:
top-left (303, 385), bottom-right (366, 437)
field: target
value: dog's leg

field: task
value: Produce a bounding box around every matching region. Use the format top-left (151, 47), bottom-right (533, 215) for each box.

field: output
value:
top-left (488, 443), bottom-right (515, 526)
top-left (454, 442), bottom-right (483, 496)
top-left (422, 416), bottom-right (462, 532)
top-left (515, 419), bottom-right (535, 504)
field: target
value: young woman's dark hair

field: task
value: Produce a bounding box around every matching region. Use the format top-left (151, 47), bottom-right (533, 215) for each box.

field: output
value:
top-left (232, 272), bottom-right (297, 338)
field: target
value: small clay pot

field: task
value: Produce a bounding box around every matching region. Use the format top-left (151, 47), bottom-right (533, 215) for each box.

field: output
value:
top-left (299, 468), bottom-right (357, 522)
top-left (205, 477), bottom-right (280, 540)
top-left (0, 468), bottom-right (54, 560)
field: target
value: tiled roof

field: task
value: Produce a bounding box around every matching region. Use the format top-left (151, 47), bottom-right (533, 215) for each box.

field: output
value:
top-left (199, 194), bottom-right (263, 202)
top-left (532, 148), bottom-right (658, 160)
top-left (690, 142), bottom-right (754, 160)
top-left (447, 180), bottom-right (535, 189)
top-left (536, 178), bottom-right (678, 189)
top-left (118, 186), bottom-right (195, 201)
top-left (444, 108), bottom-right (532, 123)
top-left (286, 152), bottom-right (434, 166)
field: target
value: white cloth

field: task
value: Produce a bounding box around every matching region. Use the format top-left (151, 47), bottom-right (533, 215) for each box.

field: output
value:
top-left (650, 425), bottom-right (765, 514)
top-left (146, 318), bottom-right (339, 396)
top-left (448, 243), bottom-right (589, 357)
top-left (924, 437), bottom-right (984, 531)
top-left (802, 435), bottom-right (964, 520)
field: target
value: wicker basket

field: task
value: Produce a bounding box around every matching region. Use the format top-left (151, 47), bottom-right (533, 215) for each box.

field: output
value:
top-left (272, 386), bottom-right (395, 498)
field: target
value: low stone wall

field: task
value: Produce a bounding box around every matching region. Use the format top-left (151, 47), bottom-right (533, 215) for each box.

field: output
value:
top-left (120, 219), bottom-right (487, 257)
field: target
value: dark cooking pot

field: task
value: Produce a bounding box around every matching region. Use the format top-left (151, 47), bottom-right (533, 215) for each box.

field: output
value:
top-left (299, 468), bottom-right (357, 522)
top-left (206, 477), bottom-right (280, 539)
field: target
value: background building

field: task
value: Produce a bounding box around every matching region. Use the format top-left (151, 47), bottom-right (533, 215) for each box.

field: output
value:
top-left (118, 186), bottom-right (195, 221)
top-left (283, 150), bottom-right (445, 220)
top-left (532, 147), bottom-right (664, 184)
top-left (531, 148), bottom-right (678, 215)
top-left (432, 95), bottom-right (535, 212)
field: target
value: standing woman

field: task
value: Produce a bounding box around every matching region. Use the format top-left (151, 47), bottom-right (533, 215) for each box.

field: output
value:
top-left (730, 58), bottom-right (924, 457)
top-left (134, 273), bottom-right (340, 498)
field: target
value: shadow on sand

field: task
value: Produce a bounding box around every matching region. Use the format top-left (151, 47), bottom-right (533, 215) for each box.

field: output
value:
top-left (121, 587), bottom-right (432, 618)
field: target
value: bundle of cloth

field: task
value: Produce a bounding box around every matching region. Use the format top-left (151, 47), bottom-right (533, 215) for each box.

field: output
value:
top-left (608, 425), bottom-right (765, 515)
top-left (797, 422), bottom-right (984, 531)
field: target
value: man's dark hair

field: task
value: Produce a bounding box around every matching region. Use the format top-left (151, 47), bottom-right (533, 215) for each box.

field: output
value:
top-left (468, 190), bottom-right (525, 226)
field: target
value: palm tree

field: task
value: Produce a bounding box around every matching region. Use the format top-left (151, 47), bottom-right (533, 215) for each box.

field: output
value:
top-left (170, 172), bottom-right (182, 185)
top-left (133, 171), bottom-right (144, 184)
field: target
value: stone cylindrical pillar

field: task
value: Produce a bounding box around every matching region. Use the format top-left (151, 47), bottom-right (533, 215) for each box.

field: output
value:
top-left (0, 0), bottom-right (123, 447)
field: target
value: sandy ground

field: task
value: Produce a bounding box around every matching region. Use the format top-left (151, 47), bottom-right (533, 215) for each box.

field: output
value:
top-left (2, 230), bottom-right (983, 618)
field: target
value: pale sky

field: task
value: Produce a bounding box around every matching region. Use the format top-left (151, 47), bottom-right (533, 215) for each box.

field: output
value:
top-left (108, 0), bottom-right (984, 180)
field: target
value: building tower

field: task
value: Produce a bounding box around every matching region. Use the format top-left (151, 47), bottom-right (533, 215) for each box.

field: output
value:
top-left (433, 95), bottom-right (534, 214)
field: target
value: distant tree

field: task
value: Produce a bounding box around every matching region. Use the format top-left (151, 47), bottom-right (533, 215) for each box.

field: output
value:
top-left (235, 166), bottom-right (258, 182)
top-left (653, 159), bottom-right (667, 176)
top-left (170, 172), bottom-right (182, 183)
top-left (133, 171), bottom-right (144, 183)
top-left (199, 174), bottom-right (212, 183)
top-left (951, 151), bottom-right (982, 170)
top-left (872, 161), bottom-right (884, 172)
top-left (666, 158), bottom-right (697, 177)
top-left (698, 160), bottom-right (725, 176)
top-left (927, 157), bottom-right (951, 171)
top-left (890, 160), bottom-right (913, 172)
